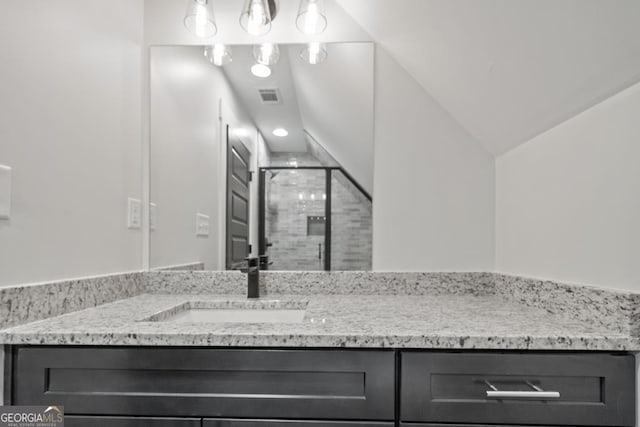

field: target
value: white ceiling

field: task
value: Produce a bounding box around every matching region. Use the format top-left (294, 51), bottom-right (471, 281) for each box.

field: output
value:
top-left (337, 0), bottom-right (640, 155)
top-left (220, 42), bottom-right (375, 192)
top-left (222, 45), bottom-right (307, 152)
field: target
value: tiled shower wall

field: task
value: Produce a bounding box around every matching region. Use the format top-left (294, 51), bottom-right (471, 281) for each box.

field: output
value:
top-left (331, 171), bottom-right (373, 270)
top-left (267, 169), bottom-right (326, 271)
top-left (265, 153), bottom-right (372, 271)
top-left (270, 152), bottom-right (321, 167)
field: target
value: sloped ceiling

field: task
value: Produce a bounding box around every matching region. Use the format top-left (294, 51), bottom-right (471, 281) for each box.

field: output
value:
top-left (220, 42), bottom-right (375, 192)
top-left (289, 42), bottom-right (375, 192)
top-left (337, 0), bottom-right (640, 155)
top-left (222, 45), bottom-right (307, 152)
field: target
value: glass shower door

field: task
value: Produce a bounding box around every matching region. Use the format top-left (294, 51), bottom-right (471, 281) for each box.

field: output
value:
top-left (264, 169), bottom-right (327, 271)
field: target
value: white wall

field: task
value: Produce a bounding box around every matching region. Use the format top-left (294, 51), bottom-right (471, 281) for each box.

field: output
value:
top-left (372, 48), bottom-right (495, 271)
top-left (1, 0), bottom-right (632, 286)
top-left (496, 82), bottom-right (640, 291)
top-left (0, 0), bottom-right (144, 287)
top-left (150, 47), bottom-right (257, 270)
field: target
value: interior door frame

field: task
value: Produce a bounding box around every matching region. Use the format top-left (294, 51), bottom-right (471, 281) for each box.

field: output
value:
top-left (217, 100), bottom-right (227, 269)
top-left (219, 100), bottom-right (260, 271)
top-left (225, 125), bottom-right (254, 270)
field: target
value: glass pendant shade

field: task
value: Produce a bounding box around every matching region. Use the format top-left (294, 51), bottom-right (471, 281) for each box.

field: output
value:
top-left (184, 0), bottom-right (217, 38)
top-left (296, 0), bottom-right (327, 35)
top-left (240, 0), bottom-right (272, 36)
top-left (300, 42), bottom-right (328, 65)
top-left (253, 43), bottom-right (280, 66)
top-left (204, 44), bottom-right (232, 66)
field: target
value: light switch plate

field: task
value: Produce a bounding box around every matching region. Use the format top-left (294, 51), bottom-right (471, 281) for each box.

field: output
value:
top-left (0, 165), bottom-right (11, 220)
top-left (195, 213), bottom-right (210, 237)
top-left (127, 198), bottom-right (142, 229)
top-left (149, 202), bottom-right (157, 231)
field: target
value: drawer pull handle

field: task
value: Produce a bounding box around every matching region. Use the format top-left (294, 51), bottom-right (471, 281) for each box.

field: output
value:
top-left (484, 380), bottom-right (560, 400)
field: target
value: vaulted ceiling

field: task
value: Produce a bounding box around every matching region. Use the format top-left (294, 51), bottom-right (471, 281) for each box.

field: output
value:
top-left (220, 42), bottom-right (375, 192)
top-left (337, 0), bottom-right (640, 155)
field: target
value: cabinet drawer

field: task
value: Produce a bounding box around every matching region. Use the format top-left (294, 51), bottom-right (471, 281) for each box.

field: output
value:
top-left (65, 416), bottom-right (201, 427)
top-left (13, 347), bottom-right (394, 420)
top-left (204, 420), bottom-right (394, 427)
top-left (401, 352), bottom-right (635, 426)
top-left (400, 424), bottom-right (566, 427)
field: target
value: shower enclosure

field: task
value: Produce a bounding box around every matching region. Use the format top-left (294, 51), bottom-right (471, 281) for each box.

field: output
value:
top-left (259, 167), bottom-right (372, 271)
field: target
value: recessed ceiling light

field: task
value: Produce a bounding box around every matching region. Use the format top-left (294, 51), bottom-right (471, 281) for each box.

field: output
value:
top-left (251, 63), bottom-right (271, 78)
top-left (273, 128), bottom-right (288, 137)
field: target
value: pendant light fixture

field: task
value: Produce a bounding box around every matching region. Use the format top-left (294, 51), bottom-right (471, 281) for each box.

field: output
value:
top-left (204, 44), bottom-right (232, 67)
top-left (240, 0), bottom-right (276, 36)
top-left (300, 42), bottom-right (328, 65)
top-left (296, 0), bottom-right (327, 35)
top-left (253, 43), bottom-right (280, 66)
top-left (184, 0), bottom-right (217, 38)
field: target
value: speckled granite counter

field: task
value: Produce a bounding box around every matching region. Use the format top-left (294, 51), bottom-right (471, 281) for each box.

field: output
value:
top-left (0, 293), bottom-right (636, 350)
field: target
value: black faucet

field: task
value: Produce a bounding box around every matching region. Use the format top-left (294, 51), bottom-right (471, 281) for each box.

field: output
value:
top-left (241, 257), bottom-right (260, 298)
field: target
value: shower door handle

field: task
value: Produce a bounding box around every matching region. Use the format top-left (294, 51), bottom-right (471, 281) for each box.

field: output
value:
top-left (318, 244), bottom-right (322, 260)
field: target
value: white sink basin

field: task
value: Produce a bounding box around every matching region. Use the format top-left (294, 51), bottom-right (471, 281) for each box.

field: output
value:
top-left (163, 308), bottom-right (306, 324)
top-left (140, 300), bottom-right (309, 324)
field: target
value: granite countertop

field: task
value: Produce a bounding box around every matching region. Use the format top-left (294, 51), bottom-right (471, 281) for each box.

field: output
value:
top-left (0, 293), bottom-right (635, 350)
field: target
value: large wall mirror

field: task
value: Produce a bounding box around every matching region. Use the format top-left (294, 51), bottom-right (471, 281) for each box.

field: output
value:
top-left (149, 42), bottom-right (374, 272)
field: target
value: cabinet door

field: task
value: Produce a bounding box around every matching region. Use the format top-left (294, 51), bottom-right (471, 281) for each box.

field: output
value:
top-left (65, 416), bottom-right (200, 427)
top-left (204, 420), bottom-right (393, 427)
top-left (13, 347), bottom-right (394, 420)
top-left (401, 352), bottom-right (635, 426)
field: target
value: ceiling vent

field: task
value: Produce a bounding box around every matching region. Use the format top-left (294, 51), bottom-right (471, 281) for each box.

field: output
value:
top-left (258, 88), bottom-right (281, 105)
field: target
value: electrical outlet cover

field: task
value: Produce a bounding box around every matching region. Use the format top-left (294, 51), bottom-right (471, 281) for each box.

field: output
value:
top-left (196, 213), bottom-right (210, 237)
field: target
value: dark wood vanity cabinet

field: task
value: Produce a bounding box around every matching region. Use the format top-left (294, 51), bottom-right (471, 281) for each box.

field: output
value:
top-left (65, 418), bottom-right (392, 427)
top-left (9, 347), bottom-right (636, 427)
top-left (401, 352), bottom-right (636, 427)
top-left (65, 417), bottom-right (201, 427)
top-left (203, 421), bottom-right (393, 427)
top-left (11, 347), bottom-right (394, 422)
